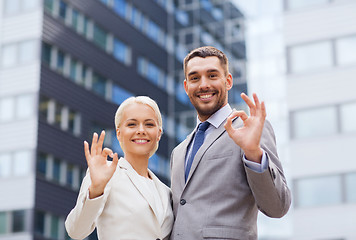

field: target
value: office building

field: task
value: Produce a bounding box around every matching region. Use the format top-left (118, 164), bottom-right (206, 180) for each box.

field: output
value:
top-left (0, 0), bottom-right (246, 239)
top-left (284, 0), bottom-right (356, 239)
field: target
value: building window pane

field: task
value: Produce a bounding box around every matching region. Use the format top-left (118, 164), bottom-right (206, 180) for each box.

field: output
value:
top-left (39, 96), bottom-right (50, 121)
top-left (70, 59), bottom-right (78, 81)
top-left (112, 85), bottom-right (133, 105)
top-left (0, 97), bottom-right (15, 122)
top-left (42, 43), bottom-right (52, 65)
top-left (54, 103), bottom-right (64, 128)
top-left (59, 0), bottom-right (67, 20)
top-left (336, 35), bottom-right (356, 66)
top-left (66, 164), bottom-right (74, 186)
top-left (53, 158), bottom-right (61, 182)
top-left (0, 154), bottom-right (11, 178)
top-left (13, 151), bottom-right (32, 176)
top-left (287, 0), bottom-right (329, 10)
top-left (57, 50), bottom-right (65, 73)
top-left (1, 44), bottom-right (17, 67)
top-left (296, 175), bottom-right (342, 208)
top-left (16, 94), bottom-right (35, 119)
top-left (93, 24), bottom-right (107, 50)
top-left (340, 102), bottom-right (356, 133)
top-left (289, 41), bottom-right (333, 73)
top-left (68, 109), bottom-right (77, 134)
top-left (12, 210), bottom-right (25, 232)
top-left (4, 0), bottom-right (20, 14)
top-left (34, 211), bottom-right (45, 235)
top-left (44, 0), bottom-right (54, 13)
top-left (113, 39), bottom-right (128, 63)
top-left (92, 73), bottom-right (107, 97)
top-left (346, 172), bottom-right (356, 203)
top-left (50, 216), bottom-right (59, 239)
top-left (292, 106), bottom-right (337, 139)
top-left (71, 9), bottom-right (80, 32)
top-left (19, 40), bottom-right (37, 64)
top-left (37, 153), bottom-right (47, 177)
top-left (0, 212), bottom-right (7, 234)
top-left (114, 0), bottom-right (127, 17)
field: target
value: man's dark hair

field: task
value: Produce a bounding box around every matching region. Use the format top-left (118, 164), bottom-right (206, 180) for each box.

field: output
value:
top-left (183, 46), bottom-right (229, 77)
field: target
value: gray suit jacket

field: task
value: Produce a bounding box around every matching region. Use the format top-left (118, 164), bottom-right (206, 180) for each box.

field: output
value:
top-left (170, 117), bottom-right (291, 240)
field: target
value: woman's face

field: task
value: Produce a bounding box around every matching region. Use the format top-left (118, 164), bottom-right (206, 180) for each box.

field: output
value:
top-left (117, 103), bottom-right (161, 159)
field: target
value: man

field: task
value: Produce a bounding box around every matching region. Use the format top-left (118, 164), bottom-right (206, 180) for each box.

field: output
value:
top-left (170, 46), bottom-right (291, 239)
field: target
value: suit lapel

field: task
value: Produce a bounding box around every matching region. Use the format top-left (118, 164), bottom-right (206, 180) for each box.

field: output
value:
top-left (185, 116), bottom-right (243, 184)
top-left (176, 132), bottom-right (195, 189)
top-left (118, 158), bottom-right (158, 219)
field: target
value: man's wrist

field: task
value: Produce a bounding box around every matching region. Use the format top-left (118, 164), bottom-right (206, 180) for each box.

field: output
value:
top-left (244, 148), bottom-right (263, 163)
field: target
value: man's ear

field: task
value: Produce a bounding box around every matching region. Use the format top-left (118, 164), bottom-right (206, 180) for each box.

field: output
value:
top-left (226, 74), bottom-right (233, 90)
top-left (184, 79), bottom-right (188, 95)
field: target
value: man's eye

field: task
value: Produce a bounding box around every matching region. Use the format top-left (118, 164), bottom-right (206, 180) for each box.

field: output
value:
top-left (190, 76), bottom-right (199, 81)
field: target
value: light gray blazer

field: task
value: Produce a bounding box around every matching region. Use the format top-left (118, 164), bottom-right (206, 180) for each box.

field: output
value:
top-left (170, 117), bottom-right (291, 240)
top-left (65, 158), bottom-right (173, 240)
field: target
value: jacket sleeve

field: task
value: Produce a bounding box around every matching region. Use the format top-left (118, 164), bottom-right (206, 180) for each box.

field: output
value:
top-left (65, 169), bottom-right (110, 239)
top-left (243, 120), bottom-right (291, 218)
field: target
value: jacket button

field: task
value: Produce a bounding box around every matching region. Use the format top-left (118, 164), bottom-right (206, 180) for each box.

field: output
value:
top-left (180, 199), bottom-right (186, 205)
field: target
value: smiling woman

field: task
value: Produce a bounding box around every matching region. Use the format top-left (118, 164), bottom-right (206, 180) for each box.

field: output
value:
top-left (65, 96), bottom-right (173, 240)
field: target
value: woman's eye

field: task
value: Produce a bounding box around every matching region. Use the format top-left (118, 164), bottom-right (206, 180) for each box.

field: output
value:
top-left (127, 123), bottom-right (136, 127)
top-left (146, 123), bottom-right (155, 127)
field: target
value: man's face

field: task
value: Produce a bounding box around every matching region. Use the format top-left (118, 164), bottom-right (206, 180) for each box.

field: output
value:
top-left (184, 56), bottom-right (233, 121)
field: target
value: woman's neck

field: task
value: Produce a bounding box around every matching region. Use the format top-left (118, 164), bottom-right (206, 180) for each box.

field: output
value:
top-left (125, 154), bottom-right (150, 178)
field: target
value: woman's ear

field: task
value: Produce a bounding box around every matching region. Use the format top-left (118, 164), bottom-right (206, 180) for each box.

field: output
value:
top-left (116, 128), bottom-right (120, 139)
top-left (157, 128), bottom-right (162, 141)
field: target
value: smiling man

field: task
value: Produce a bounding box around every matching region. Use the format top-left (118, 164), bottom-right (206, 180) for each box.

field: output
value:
top-left (170, 46), bottom-right (291, 240)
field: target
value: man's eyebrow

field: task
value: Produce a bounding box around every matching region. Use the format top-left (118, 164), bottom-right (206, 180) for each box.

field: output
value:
top-left (187, 71), bottom-right (198, 77)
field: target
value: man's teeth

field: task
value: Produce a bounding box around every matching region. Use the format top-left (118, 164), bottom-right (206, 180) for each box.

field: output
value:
top-left (200, 94), bottom-right (213, 99)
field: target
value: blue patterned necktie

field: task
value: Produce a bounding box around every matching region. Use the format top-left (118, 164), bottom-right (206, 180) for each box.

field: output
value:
top-left (185, 121), bottom-right (210, 182)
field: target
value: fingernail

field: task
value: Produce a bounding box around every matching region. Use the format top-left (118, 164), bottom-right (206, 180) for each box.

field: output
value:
top-left (110, 153), bottom-right (114, 158)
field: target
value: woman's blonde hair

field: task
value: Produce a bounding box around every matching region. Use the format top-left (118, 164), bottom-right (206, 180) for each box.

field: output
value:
top-left (114, 96), bottom-right (162, 157)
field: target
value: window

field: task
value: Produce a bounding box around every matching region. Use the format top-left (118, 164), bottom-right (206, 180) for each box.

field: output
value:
top-left (39, 96), bottom-right (50, 121)
top-left (42, 43), bottom-right (52, 65)
top-left (34, 211), bottom-right (45, 235)
top-left (0, 154), bottom-right (11, 178)
top-left (50, 215), bottom-right (59, 239)
top-left (58, 0), bottom-right (67, 20)
top-left (286, 0), bottom-right (330, 10)
top-left (0, 212), bottom-right (7, 233)
top-left (113, 0), bottom-right (127, 17)
top-left (44, 0), bottom-right (54, 13)
top-left (336, 35), bottom-right (356, 66)
top-left (70, 59), bottom-right (78, 81)
top-left (112, 85), bottom-right (133, 105)
top-left (345, 172), bottom-right (356, 203)
top-left (57, 50), bottom-right (65, 73)
top-left (92, 73), bottom-right (107, 97)
top-left (1, 43), bottom-right (17, 67)
top-left (296, 175), bottom-right (342, 207)
top-left (54, 102), bottom-right (64, 128)
top-left (16, 94), bottom-right (35, 119)
top-left (12, 210), bottom-right (25, 232)
top-left (288, 41), bottom-right (333, 74)
top-left (0, 97), bottom-right (15, 122)
top-left (19, 40), bottom-right (37, 63)
top-left (71, 9), bottom-right (80, 32)
top-left (13, 151), bottom-right (32, 176)
top-left (52, 158), bottom-right (61, 183)
top-left (113, 39), bottom-right (129, 64)
top-left (340, 102), bottom-right (356, 133)
top-left (292, 106), bottom-right (337, 139)
top-left (93, 24), bottom-right (108, 50)
top-left (37, 153), bottom-right (47, 177)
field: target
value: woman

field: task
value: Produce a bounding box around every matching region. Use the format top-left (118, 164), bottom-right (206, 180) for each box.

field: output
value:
top-left (65, 96), bottom-right (173, 240)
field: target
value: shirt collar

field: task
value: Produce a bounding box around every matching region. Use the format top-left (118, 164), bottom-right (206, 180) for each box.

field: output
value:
top-left (196, 104), bottom-right (232, 129)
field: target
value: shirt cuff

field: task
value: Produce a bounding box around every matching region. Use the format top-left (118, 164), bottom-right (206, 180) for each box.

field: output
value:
top-left (243, 150), bottom-right (268, 173)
